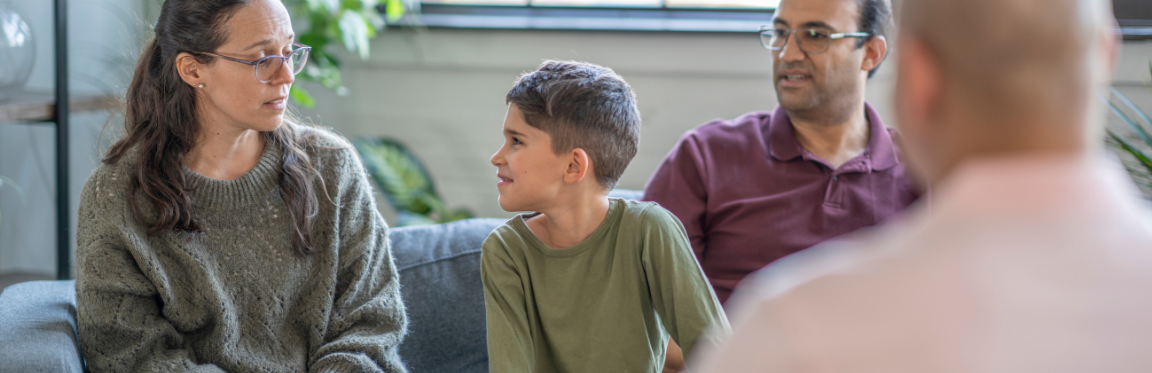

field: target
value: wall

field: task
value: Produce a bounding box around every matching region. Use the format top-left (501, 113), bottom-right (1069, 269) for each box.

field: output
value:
top-left (296, 28), bottom-right (1152, 222)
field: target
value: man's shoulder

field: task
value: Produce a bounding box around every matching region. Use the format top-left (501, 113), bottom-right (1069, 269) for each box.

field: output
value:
top-left (682, 111), bottom-right (774, 147)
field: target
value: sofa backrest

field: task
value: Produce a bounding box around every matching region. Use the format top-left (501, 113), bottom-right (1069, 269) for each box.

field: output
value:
top-left (390, 218), bottom-right (505, 373)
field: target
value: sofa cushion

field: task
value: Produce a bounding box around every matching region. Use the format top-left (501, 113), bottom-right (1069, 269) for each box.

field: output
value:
top-left (0, 280), bottom-right (84, 373)
top-left (391, 218), bottom-right (505, 373)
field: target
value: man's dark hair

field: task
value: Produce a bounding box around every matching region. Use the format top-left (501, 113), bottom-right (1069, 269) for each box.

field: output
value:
top-left (506, 60), bottom-right (641, 190)
top-left (856, 0), bottom-right (893, 78)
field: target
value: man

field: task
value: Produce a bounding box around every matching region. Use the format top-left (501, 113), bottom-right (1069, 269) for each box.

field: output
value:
top-left (693, 0), bottom-right (1152, 371)
top-left (648, 1), bottom-right (916, 369)
top-left (645, 0), bottom-right (916, 306)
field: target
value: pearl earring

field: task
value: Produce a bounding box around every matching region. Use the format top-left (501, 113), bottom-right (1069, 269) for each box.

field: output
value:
top-left (197, 83), bottom-right (204, 88)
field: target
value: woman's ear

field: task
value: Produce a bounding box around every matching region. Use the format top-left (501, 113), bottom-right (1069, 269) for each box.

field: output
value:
top-left (176, 52), bottom-right (204, 88)
top-left (564, 148), bottom-right (591, 184)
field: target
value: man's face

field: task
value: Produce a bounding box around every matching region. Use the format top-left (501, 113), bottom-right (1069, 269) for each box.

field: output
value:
top-left (772, 0), bottom-right (868, 113)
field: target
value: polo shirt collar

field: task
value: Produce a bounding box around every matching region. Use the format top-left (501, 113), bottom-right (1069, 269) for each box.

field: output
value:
top-left (765, 102), bottom-right (900, 171)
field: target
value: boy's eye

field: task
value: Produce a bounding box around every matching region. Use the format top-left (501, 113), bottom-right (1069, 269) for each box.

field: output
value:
top-left (512, 138), bottom-right (523, 145)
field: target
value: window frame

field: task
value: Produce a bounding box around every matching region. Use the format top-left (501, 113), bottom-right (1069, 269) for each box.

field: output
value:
top-left (387, 2), bottom-right (776, 33)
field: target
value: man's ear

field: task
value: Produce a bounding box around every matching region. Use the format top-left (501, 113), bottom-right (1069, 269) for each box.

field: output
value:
top-left (862, 35), bottom-right (888, 74)
top-left (564, 148), bottom-right (591, 185)
top-left (176, 52), bottom-right (205, 88)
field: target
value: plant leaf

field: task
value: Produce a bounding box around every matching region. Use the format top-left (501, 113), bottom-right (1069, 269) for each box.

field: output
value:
top-left (385, 0), bottom-right (405, 22)
top-left (338, 11), bottom-right (371, 60)
top-left (1111, 87), bottom-right (1152, 139)
top-left (1107, 128), bottom-right (1152, 175)
top-left (1106, 96), bottom-right (1152, 148)
top-left (289, 85), bottom-right (316, 108)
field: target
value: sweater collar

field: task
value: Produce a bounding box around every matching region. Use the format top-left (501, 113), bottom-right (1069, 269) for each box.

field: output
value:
top-left (185, 140), bottom-right (282, 211)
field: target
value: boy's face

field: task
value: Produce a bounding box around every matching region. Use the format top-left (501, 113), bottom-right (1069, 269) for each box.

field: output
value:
top-left (490, 103), bottom-right (570, 212)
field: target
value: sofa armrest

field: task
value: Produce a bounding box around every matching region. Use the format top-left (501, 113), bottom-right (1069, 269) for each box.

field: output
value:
top-left (0, 280), bottom-right (84, 373)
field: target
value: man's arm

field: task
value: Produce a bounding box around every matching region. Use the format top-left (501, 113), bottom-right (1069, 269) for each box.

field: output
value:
top-left (643, 133), bottom-right (710, 263)
top-left (481, 235), bottom-right (535, 372)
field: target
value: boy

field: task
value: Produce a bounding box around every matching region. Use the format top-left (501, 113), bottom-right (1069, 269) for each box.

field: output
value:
top-left (482, 60), bottom-right (730, 372)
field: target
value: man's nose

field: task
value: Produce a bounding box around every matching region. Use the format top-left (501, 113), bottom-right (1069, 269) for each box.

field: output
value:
top-left (778, 32), bottom-right (806, 62)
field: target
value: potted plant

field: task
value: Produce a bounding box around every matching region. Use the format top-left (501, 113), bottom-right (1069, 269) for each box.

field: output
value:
top-left (284, 0), bottom-right (413, 108)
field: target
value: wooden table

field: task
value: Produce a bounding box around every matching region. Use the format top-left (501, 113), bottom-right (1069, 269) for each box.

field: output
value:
top-left (0, 91), bottom-right (118, 124)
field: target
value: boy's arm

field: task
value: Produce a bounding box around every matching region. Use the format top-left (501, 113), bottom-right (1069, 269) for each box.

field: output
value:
top-left (481, 235), bottom-right (535, 372)
top-left (642, 133), bottom-right (709, 264)
top-left (640, 206), bottom-right (731, 361)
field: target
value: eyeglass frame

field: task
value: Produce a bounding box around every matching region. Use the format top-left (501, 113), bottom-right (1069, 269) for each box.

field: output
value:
top-left (198, 42), bottom-right (312, 83)
top-left (758, 26), bottom-right (871, 54)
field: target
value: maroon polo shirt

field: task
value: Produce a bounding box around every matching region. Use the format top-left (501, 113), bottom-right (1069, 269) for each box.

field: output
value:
top-left (643, 104), bottom-right (920, 305)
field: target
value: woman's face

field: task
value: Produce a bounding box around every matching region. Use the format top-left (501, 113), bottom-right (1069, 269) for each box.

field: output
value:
top-left (188, 0), bottom-right (296, 134)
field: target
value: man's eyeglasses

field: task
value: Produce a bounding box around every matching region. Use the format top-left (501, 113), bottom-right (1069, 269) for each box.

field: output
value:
top-left (759, 26), bottom-right (871, 54)
top-left (200, 43), bottom-right (311, 84)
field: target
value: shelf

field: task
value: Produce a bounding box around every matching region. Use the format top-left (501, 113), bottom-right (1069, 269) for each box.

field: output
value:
top-left (0, 91), bottom-right (118, 125)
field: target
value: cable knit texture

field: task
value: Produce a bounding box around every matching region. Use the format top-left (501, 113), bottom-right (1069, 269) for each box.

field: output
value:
top-left (75, 127), bottom-right (408, 373)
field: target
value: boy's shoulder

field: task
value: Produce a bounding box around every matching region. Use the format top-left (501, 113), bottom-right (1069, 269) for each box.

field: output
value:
top-left (615, 198), bottom-right (681, 232)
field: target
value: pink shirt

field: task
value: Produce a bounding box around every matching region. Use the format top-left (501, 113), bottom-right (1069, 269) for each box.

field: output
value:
top-left (695, 155), bottom-right (1152, 373)
top-left (643, 104), bottom-right (919, 305)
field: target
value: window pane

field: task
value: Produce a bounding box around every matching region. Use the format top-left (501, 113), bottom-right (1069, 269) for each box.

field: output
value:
top-left (422, 0), bottom-right (530, 5)
top-left (665, 0), bottom-right (777, 8)
top-left (530, 0), bottom-right (662, 6)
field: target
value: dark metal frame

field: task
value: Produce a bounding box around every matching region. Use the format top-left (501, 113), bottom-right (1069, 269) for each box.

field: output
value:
top-left (55, 0), bottom-right (70, 280)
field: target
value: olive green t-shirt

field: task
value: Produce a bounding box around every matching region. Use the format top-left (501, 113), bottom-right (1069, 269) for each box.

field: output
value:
top-left (481, 198), bottom-right (730, 372)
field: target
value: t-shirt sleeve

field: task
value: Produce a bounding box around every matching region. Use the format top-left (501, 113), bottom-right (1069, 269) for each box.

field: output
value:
top-left (481, 232), bottom-right (535, 372)
top-left (643, 132), bottom-right (710, 264)
top-left (639, 205), bottom-right (731, 361)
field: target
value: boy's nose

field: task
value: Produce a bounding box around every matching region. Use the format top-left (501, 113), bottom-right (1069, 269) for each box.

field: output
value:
top-left (490, 149), bottom-right (503, 166)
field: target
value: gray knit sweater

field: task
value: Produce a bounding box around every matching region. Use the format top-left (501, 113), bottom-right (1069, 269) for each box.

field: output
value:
top-left (75, 128), bottom-right (408, 373)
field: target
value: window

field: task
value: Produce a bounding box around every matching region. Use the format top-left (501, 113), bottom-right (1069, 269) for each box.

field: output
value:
top-left (404, 0), bottom-right (777, 32)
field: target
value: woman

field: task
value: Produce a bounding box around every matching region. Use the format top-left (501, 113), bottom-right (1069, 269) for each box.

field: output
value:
top-left (74, 0), bottom-right (407, 371)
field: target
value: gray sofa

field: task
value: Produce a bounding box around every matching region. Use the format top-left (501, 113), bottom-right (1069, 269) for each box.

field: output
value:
top-left (0, 217), bottom-right (505, 373)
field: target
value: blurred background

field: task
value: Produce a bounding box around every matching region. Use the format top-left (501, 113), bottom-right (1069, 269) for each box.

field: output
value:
top-left (0, 0), bottom-right (1149, 285)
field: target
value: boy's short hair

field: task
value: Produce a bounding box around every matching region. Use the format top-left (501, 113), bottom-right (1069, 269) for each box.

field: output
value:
top-left (506, 60), bottom-right (641, 190)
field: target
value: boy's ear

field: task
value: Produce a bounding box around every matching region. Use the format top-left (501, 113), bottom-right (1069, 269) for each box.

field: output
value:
top-left (564, 148), bottom-right (591, 184)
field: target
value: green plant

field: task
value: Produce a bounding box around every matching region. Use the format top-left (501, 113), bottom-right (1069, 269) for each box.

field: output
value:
top-left (0, 175), bottom-right (25, 227)
top-left (283, 0), bottom-right (411, 108)
top-left (1104, 61), bottom-right (1152, 191)
top-left (353, 137), bottom-right (474, 226)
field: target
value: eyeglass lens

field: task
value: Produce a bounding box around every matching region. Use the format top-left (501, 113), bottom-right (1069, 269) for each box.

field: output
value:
top-left (255, 47), bottom-right (310, 82)
top-left (760, 29), bottom-right (831, 53)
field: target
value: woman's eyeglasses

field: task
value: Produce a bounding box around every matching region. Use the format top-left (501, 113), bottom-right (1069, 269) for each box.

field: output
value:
top-left (200, 43), bottom-right (311, 83)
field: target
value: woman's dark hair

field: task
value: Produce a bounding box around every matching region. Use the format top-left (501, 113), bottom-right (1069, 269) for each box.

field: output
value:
top-left (105, 0), bottom-right (322, 256)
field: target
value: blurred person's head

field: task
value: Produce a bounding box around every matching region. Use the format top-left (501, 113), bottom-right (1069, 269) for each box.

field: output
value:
top-left (770, 0), bottom-right (892, 121)
top-left (106, 0), bottom-right (323, 256)
top-left (490, 60), bottom-right (641, 212)
top-left (894, 0), bottom-right (1119, 184)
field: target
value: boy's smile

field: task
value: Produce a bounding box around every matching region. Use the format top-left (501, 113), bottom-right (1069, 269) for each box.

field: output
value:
top-left (490, 103), bottom-right (568, 212)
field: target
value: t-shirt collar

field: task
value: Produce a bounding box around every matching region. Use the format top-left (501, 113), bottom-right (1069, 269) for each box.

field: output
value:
top-left (765, 102), bottom-right (899, 171)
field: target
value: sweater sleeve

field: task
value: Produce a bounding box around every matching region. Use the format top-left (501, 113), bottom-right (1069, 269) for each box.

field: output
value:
top-left (640, 205), bottom-right (731, 361)
top-left (309, 150), bottom-right (408, 373)
top-left (642, 132), bottom-right (710, 264)
top-left (480, 232), bottom-right (536, 372)
top-left (75, 171), bottom-right (227, 373)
